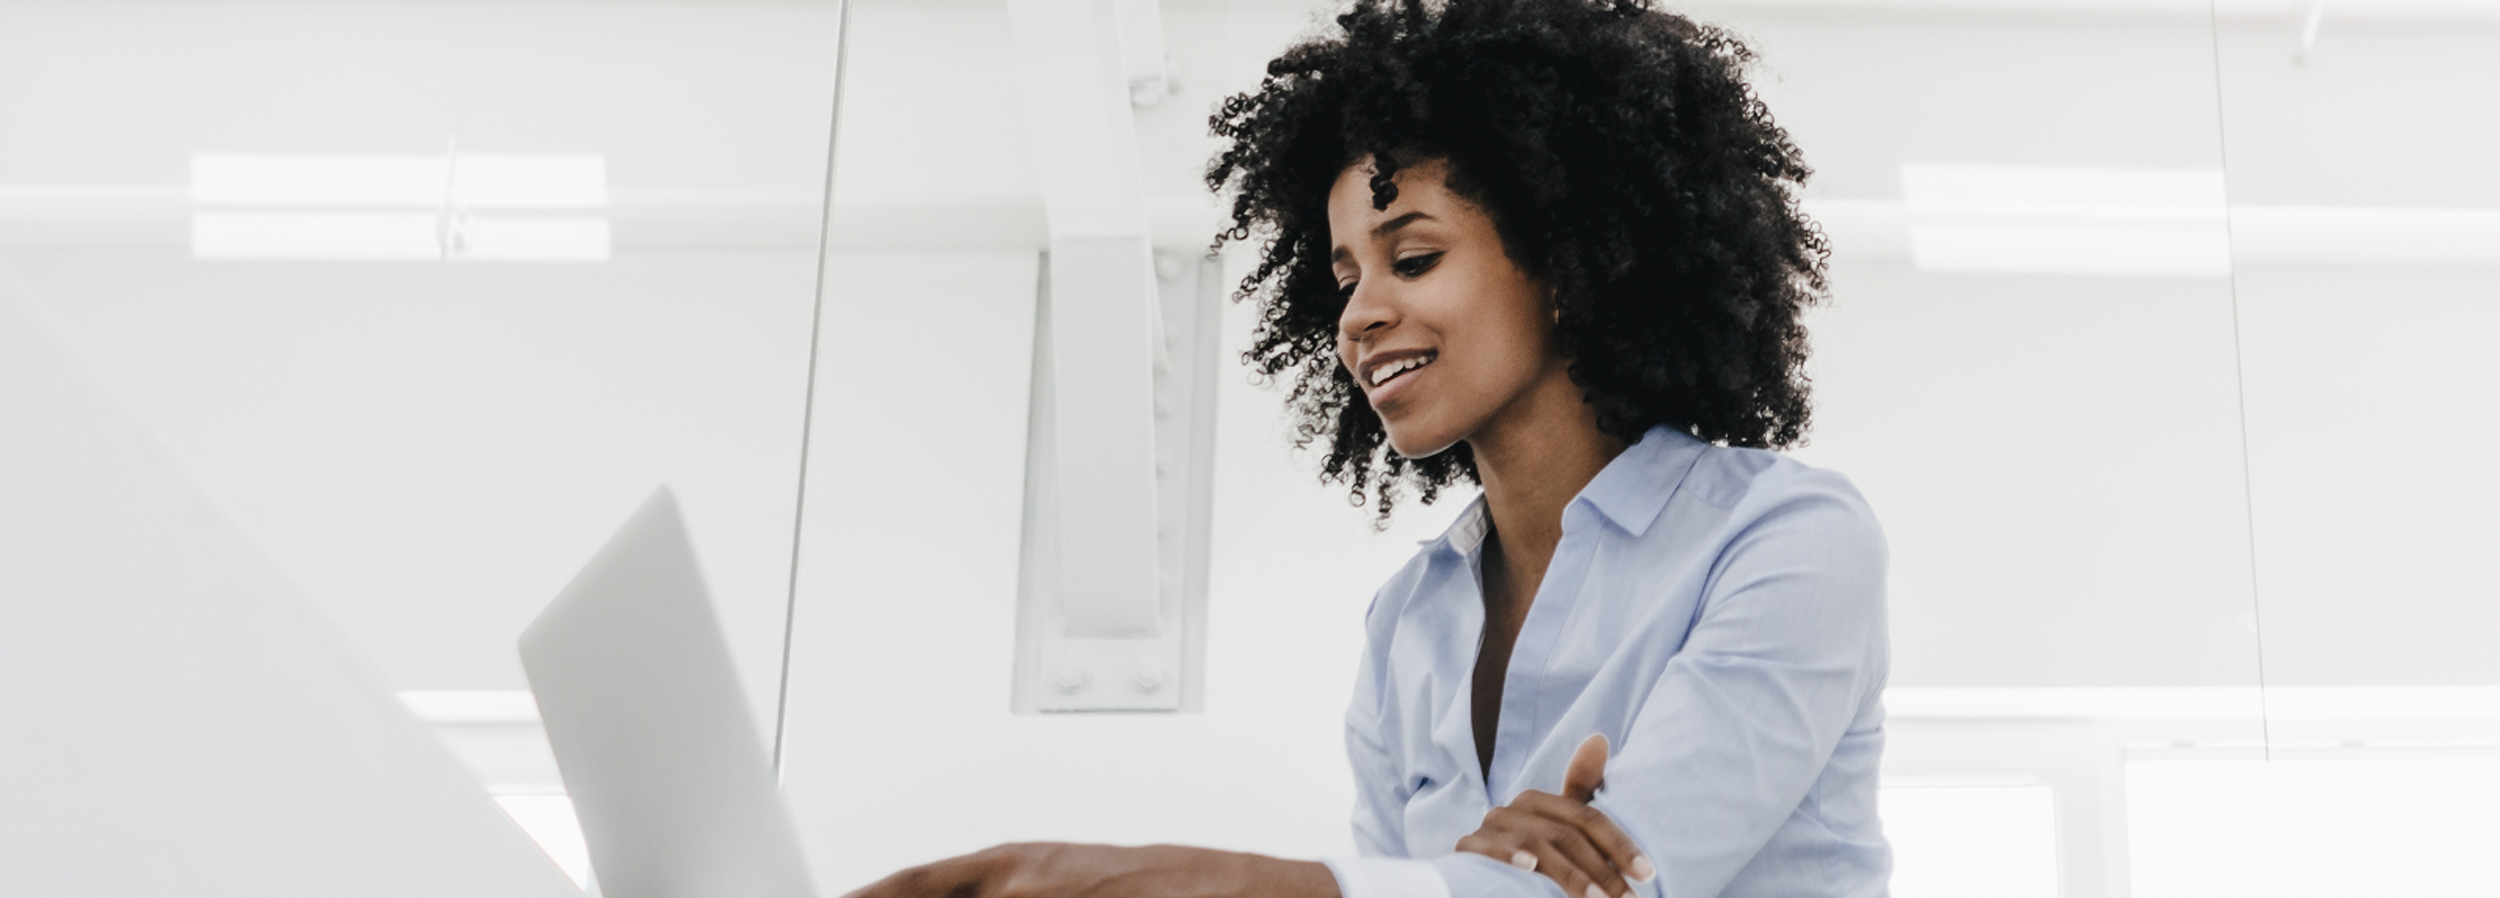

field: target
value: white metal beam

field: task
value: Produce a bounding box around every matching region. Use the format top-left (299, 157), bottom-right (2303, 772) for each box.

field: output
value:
top-left (1006, 0), bottom-right (1162, 638)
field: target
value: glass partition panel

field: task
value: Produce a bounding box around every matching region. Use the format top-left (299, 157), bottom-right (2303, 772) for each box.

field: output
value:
top-left (0, 0), bottom-right (845, 868)
top-left (2214, 5), bottom-right (2500, 895)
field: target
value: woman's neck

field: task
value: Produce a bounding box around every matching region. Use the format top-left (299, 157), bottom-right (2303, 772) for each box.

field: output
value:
top-left (1467, 363), bottom-right (1628, 575)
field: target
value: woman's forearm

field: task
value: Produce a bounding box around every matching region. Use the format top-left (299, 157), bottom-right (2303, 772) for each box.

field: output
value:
top-left (1201, 851), bottom-right (1340, 898)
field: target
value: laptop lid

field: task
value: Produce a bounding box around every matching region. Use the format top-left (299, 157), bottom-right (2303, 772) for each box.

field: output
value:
top-left (520, 488), bottom-right (815, 898)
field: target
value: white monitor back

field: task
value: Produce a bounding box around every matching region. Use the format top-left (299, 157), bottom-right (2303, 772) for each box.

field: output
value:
top-left (0, 266), bottom-right (581, 898)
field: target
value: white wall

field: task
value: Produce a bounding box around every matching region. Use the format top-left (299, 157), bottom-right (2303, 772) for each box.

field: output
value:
top-left (2235, 267), bottom-right (2500, 685)
top-left (1796, 263), bottom-right (2262, 688)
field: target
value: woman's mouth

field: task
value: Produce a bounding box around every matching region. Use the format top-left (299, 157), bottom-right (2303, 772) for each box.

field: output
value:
top-left (1364, 351), bottom-right (1436, 403)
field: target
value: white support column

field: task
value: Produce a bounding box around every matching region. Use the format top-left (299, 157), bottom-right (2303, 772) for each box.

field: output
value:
top-left (1112, 0), bottom-right (1174, 106)
top-left (1005, 0), bottom-right (1163, 639)
top-left (1043, 236), bottom-right (1163, 637)
top-left (1007, 0), bottom-right (1148, 237)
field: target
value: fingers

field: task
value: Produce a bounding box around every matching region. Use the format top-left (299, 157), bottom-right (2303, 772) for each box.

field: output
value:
top-left (1511, 791), bottom-right (1654, 885)
top-left (839, 863), bottom-right (974, 898)
top-left (1563, 733), bottom-right (1608, 802)
top-left (1460, 808), bottom-right (1637, 898)
top-left (838, 847), bottom-right (1008, 898)
top-left (1456, 832), bottom-right (1538, 873)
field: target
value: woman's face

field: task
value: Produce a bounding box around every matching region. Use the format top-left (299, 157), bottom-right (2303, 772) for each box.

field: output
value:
top-left (1330, 157), bottom-right (1565, 459)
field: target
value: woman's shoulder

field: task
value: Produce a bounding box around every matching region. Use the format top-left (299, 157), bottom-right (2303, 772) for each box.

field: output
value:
top-left (1681, 443), bottom-right (1884, 549)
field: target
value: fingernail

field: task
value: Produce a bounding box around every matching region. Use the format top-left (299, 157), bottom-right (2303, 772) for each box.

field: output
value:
top-left (1510, 851), bottom-right (1538, 872)
top-left (1631, 855), bottom-right (1656, 883)
top-left (1585, 885), bottom-right (1608, 898)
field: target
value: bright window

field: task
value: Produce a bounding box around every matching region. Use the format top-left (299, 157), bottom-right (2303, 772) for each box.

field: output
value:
top-left (1882, 784), bottom-right (2062, 898)
top-left (2127, 754), bottom-right (2500, 898)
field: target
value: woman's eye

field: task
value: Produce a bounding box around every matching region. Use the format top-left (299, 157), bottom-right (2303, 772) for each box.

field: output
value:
top-left (1392, 252), bottom-right (1442, 278)
top-left (1336, 280), bottom-right (1358, 299)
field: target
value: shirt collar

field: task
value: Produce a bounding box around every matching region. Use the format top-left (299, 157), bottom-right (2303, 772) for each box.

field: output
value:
top-left (1426, 425), bottom-right (1706, 556)
top-left (1575, 424), bottom-right (1705, 538)
top-left (1435, 494), bottom-right (1493, 556)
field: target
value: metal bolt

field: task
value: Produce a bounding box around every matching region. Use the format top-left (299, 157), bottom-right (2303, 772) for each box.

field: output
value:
top-left (1135, 669), bottom-right (1169, 694)
top-left (1054, 668), bottom-right (1091, 695)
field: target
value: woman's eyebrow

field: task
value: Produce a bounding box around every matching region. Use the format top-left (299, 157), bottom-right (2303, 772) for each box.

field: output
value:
top-left (1331, 211), bottom-right (1437, 265)
top-left (1372, 211), bottom-right (1433, 241)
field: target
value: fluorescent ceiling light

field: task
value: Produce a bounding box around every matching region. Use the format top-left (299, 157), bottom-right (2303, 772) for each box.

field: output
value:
top-left (191, 153), bottom-right (606, 209)
top-left (190, 151), bottom-right (610, 261)
top-left (1901, 164), bottom-right (2232, 276)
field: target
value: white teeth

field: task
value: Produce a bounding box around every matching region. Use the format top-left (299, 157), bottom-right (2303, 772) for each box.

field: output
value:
top-left (1371, 355), bottom-right (1431, 387)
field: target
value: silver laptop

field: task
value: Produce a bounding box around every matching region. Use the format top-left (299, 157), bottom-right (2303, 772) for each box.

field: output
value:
top-left (520, 488), bottom-right (816, 898)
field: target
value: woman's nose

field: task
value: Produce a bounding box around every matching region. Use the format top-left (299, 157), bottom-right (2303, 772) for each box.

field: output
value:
top-left (1339, 280), bottom-right (1395, 342)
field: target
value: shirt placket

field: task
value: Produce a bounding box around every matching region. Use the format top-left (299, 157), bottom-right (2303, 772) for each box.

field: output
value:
top-left (1484, 500), bottom-right (1604, 801)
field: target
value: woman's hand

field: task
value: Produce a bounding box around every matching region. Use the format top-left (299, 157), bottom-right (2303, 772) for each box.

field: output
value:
top-left (837, 842), bottom-right (1339, 898)
top-left (1456, 734), bottom-right (1655, 898)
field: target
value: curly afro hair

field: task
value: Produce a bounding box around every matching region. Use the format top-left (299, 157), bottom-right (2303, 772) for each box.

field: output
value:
top-left (1206, 0), bottom-right (1829, 520)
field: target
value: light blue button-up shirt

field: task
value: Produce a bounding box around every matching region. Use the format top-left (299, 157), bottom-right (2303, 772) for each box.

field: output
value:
top-left (1322, 426), bottom-right (1891, 898)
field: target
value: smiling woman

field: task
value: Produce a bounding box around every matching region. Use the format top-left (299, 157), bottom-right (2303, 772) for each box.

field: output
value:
top-left (1325, 159), bottom-right (1576, 468)
top-left (1189, 7), bottom-right (1891, 891)
top-left (840, 2), bottom-right (1884, 898)
top-left (1207, 0), bottom-right (1828, 521)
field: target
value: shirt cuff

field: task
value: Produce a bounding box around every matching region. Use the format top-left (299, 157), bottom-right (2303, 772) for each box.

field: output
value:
top-left (1323, 857), bottom-right (1452, 898)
